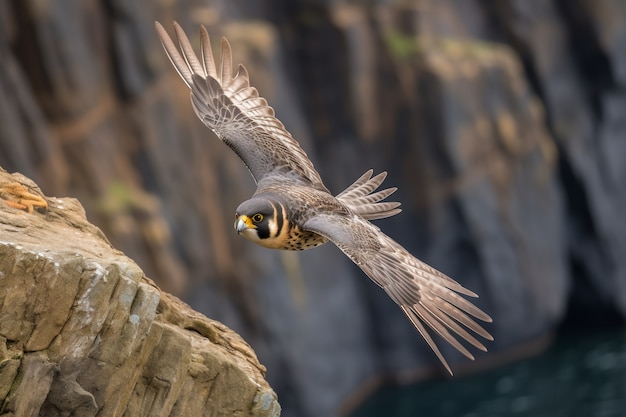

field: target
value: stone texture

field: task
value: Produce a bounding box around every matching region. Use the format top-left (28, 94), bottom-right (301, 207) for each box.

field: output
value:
top-left (488, 0), bottom-right (626, 316)
top-left (0, 168), bottom-right (280, 417)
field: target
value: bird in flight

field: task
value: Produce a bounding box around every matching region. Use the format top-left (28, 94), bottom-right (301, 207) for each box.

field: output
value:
top-left (155, 21), bottom-right (493, 374)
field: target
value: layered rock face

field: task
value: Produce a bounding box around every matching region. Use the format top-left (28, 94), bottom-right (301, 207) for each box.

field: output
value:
top-left (0, 169), bottom-right (280, 417)
top-left (1, 1), bottom-right (625, 417)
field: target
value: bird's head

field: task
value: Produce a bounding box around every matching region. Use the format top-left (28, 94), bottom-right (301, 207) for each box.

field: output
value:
top-left (234, 197), bottom-right (285, 248)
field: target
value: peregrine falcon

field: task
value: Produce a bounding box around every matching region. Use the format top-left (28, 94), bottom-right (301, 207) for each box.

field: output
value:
top-left (156, 22), bottom-right (492, 374)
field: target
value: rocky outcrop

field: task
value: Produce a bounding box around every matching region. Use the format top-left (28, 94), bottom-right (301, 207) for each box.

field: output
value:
top-left (0, 169), bottom-right (280, 417)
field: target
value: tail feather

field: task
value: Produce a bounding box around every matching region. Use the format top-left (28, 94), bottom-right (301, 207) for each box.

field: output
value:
top-left (336, 170), bottom-right (401, 220)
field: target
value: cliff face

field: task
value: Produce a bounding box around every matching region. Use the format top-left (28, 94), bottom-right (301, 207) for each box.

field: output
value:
top-left (1, 1), bottom-right (625, 417)
top-left (0, 169), bottom-right (280, 416)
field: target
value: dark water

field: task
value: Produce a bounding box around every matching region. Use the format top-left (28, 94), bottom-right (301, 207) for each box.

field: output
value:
top-left (351, 327), bottom-right (626, 417)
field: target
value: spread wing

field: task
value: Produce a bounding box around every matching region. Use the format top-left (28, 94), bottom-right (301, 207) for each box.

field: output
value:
top-left (304, 213), bottom-right (493, 374)
top-left (155, 21), bottom-right (327, 190)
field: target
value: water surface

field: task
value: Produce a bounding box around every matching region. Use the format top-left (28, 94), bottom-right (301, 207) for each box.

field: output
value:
top-left (351, 327), bottom-right (626, 417)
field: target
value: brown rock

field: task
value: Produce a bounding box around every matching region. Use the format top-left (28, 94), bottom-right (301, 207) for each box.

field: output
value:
top-left (0, 168), bottom-right (280, 417)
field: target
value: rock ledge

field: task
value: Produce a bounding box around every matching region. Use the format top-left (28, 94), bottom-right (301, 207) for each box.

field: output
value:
top-left (0, 168), bottom-right (280, 417)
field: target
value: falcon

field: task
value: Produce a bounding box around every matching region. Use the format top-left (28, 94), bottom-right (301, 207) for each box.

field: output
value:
top-left (155, 21), bottom-right (493, 374)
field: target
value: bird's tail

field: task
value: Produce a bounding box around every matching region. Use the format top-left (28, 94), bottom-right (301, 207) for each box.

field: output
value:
top-left (336, 170), bottom-right (401, 221)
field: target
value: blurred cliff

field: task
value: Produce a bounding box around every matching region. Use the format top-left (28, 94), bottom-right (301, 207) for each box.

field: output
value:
top-left (1, 1), bottom-right (624, 416)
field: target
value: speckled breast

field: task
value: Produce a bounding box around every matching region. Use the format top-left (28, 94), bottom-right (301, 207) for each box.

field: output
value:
top-left (284, 225), bottom-right (328, 251)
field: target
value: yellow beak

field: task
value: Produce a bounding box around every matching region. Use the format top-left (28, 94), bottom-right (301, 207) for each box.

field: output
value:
top-left (235, 215), bottom-right (256, 234)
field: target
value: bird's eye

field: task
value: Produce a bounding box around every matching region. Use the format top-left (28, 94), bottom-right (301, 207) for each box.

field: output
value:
top-left (252, 213), bottom-right (263, 223)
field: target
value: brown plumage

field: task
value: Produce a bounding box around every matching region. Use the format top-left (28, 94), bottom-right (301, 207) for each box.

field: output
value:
top-left (156, 21), bottom-right (493, 374)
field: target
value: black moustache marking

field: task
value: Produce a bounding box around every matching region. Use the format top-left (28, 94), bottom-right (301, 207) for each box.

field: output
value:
top-left (256, 222), bottom-right (270, 239)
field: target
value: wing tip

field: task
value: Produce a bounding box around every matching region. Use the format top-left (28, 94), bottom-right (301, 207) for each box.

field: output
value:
top-left (220, 36), bottom-right (232, 61)
top-left (172, 20), bottom-right (186, 39)
top-left (371, 171), bottom-right (388, 182)
top-left (199, 24), bottom-right (211, 44)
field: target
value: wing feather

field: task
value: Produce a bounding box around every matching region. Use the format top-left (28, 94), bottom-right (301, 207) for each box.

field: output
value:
top-left (156, 21), bottom-right (326, 189)
top-left (411, 302), bottom-right (475, 359)
top-left (304, 212), bottom-right (492, 374)
top-left (219, 37), bottom-right (234, 87)
top-left (336, 170), bottom-right (402, 220)
top-left (174, 23), bottom-right (204, 77)
top-left (199, 26), bottom-right (217, 79)
top-left (401, 305), bottom-right (453, 374)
